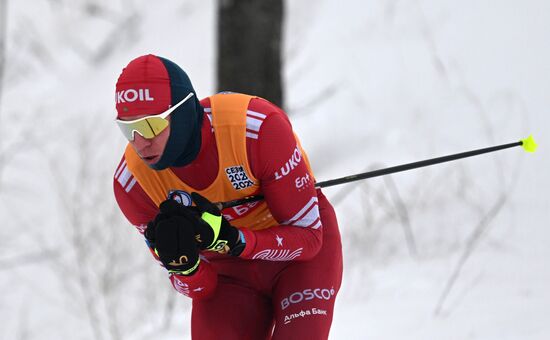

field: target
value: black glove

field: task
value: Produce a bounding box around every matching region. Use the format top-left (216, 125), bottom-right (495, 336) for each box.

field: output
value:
top-left (157, 193), bottom-right (245, 256)
top-left (190, 192), bottom-right (245, 256)
top-left (145, 214), bottom-right (200, 275)
top-left (144, 212), bottom-right (170, 249)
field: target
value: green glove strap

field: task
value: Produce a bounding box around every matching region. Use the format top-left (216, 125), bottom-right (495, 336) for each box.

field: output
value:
top-left (154, 248), bottom-right (200, 276)
top-left (168, 257), bottom-right (200, 276)
top-left (201, 211), bottom-right (227, 251)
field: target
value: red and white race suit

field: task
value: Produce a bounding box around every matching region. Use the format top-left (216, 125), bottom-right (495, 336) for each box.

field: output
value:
top-left (114, 94), bottom-right (343, 339)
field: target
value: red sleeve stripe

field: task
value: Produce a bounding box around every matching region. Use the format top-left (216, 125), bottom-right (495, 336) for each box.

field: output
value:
top-left (246, 117), bottom-right (263, 131)
top-left (246, 110), bottom-right (266, 139)
top-left (282, 197), bottom-right (321, 228)
top-left (125, 177), bottom-right (137, 193)
top-left (246, 131), bottom-right (259, 139)
top-left (115, 161), bottom-right (136, 193)
top-left (247, 110), bottom-right (267, 120)
top-left (115, 160), bottom-right (126, 178)
top-left (311, 218), bottom-right (323, 230)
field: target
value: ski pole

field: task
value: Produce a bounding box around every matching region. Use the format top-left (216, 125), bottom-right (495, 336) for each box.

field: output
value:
top-left (216, 135), bottom-right (537, 210)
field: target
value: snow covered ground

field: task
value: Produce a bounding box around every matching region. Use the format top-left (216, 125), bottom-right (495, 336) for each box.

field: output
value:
top-left (1, 0), bottom-right (548, 339)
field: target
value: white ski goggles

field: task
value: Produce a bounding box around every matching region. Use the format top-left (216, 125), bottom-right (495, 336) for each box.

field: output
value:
top-left (116, 92), bottom-right (194, 141)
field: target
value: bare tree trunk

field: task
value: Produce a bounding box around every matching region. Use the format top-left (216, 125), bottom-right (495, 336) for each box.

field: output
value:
top-left (217, 0), bottom-right (284, 108)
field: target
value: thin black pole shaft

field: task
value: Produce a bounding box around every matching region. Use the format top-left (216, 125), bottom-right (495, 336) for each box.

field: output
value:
top-left (217, 140), bottom-right (522, 209)
top-left (316, 141), bottom-right (521, 188)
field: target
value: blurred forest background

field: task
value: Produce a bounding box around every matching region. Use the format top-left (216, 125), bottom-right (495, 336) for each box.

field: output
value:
top-left (0, 1), bottom-right (548, 339)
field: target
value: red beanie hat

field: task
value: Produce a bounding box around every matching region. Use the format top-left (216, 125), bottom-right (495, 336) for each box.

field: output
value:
top-left (115, 54), bottom-right (172, 118)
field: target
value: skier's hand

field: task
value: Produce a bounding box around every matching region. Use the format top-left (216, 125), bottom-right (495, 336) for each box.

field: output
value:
top-left (145, 215), bottom-right (200, 275)
top-left (157, 199), bottom-right (213, 247)
top-left (157, 193), bottom-right (245, 256)
top-left (190, 192), bottom-right (245, 256)
top-left (144, 212), bottom-right (170, 249)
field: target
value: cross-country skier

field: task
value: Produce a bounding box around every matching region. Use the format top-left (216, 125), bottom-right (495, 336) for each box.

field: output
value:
top-left (113, 54), bottom-right (343, 339)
